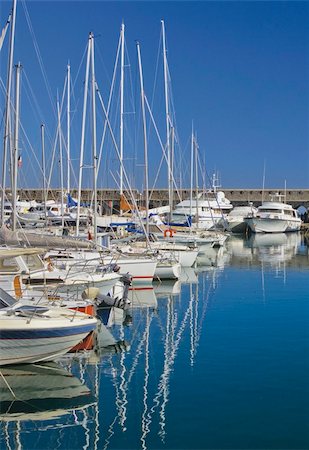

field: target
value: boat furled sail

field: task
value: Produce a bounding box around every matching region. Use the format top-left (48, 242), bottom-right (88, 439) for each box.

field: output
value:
top-left (0, 225), bottom-right (95, 249)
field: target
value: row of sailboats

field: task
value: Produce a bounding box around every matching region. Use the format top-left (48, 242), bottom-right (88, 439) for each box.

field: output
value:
top-left (0, 0), bottom-right (303, 373)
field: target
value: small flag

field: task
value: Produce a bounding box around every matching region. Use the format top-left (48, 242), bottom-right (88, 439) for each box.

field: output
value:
top-left (17, 155), bottom-right (22, 168)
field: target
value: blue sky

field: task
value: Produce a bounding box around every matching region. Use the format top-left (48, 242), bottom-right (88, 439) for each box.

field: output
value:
top-left (1, 0), bottom-right (309, 190)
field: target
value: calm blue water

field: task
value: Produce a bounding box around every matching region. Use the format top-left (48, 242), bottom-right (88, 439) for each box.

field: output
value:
top-left (1, 233), bottom-right (308, 450)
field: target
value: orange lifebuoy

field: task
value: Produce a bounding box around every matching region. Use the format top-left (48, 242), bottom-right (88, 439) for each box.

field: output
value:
top-left (164, 229), bottom-right (175, 238)
top-left (14, 276), bottom-right (23, 299)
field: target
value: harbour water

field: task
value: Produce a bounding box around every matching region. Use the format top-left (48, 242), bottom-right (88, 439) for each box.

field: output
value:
top-left (1, 233), bottom-right (308, 450)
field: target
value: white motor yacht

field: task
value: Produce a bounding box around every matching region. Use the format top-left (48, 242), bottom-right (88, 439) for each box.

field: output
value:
top-left (225, 205), bottom-right (257, 234)
top-left (168, 190), bottom-right (233, 231)
top-left (244, 193), bottom-right (301, 233)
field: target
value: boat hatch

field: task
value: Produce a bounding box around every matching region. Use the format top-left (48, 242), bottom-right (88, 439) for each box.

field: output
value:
top-left (0, 287), bottom-right (16, 308)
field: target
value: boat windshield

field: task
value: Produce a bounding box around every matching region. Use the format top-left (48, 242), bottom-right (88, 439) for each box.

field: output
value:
top-left (21, 254), bottom-right (44, 271)
top-left (0, 257), bottom-right (20, 273)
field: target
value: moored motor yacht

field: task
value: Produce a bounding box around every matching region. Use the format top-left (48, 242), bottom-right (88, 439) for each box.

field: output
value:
top-left (168, 189), bottom-right (233, 231)
top-left (225, 205), bottom-right (258, 234)
top-left (244, 193), bottom-right (301, 233)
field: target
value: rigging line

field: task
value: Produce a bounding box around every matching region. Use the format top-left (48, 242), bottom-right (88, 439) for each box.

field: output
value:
top-left (21, 0), bottom-right (56, 119)
top-left (0, 370), bottom-right (16, 398)
top-left (47, 113), bottom-right (60, 189)
top-left (20, 73), bottom-right (58, 196)
top-left (143, 95), bottom-right (183, 204)
top-left (95, 83), bottom-right (151, 243)
top-left (72, 43), bottom-right (88, 94)
top-left (177, 133), bottom-right (191, 188)
top-left (95, 40), bottom-right (113, 87)
top-left (22, 70), bottom-right (47, 128)
top-left (122, 38), bottom-right (137, 184)
top-left (15, 112), bottom-right (45, 181)
top-left (150, 25), bottom-right (162, 112)
top-left (164, 58), bottom-right (184, 172)
top-left (197, 147), bottom-right (207, 189)
top-left (96, 31), bottom-right (121, 184)
top-left (151, 150), bottom-right (165, 193)
top-left (124, 37), bottom-right (136, 117)
top-left (69, 44), bottom-right (87, 145)
top-left (57, 76), bottom-right (70, 166)
top-left (47, 77), bottom-right (68, 189)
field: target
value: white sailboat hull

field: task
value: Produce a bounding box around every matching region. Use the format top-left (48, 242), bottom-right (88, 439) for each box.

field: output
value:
top-left (103, 257), bottom-right (157, 284)
top-left (155, 262), bottom-right (181, 280)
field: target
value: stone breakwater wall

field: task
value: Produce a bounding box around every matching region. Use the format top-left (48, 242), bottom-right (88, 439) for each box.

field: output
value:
top-left (12, 188), bottom-right (309, 212)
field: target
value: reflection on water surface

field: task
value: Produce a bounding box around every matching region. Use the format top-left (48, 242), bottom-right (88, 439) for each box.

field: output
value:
top-left (1, 233), bottom-right (308, 450)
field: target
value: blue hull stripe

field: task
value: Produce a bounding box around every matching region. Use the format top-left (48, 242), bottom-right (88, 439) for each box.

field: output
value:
top-left (0, 323), bottom-right (95, 340)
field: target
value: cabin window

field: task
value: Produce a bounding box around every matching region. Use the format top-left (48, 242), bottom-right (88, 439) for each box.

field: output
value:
top-left (0, 258), bottom-right (19, 273)
top-left (260, 209), bottom-right (282, 214)
top-left (21, 255), bottom-right (44, 270)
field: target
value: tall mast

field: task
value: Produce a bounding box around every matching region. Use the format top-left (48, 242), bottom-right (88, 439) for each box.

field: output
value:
top-left (195, 133), bottom-right (199, 228)
top-left (1, 0), bottom-right (17, 224)
top-left (190, 123), bottom-right (194, 221)
top-left (76, 32), bottom-right (91, 236)
top-left (170, 125), bottom-right (174, 219)
top-left (161, 20), bottom-right (172, 220)
top-left (119, 22), bottom-right (125, 213)
top-left (57, 95), bottom-right (65, 229)
top-left (90, 33), bottom-right (97, 244)
top-left (67, 62), bottom-right (71, 194)
top-left (12, 62), bottom-right (21, 231)
top-left (41, 124), bottom-right (47, 219)
top-left (137, 41), bottom-right (149, 236)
